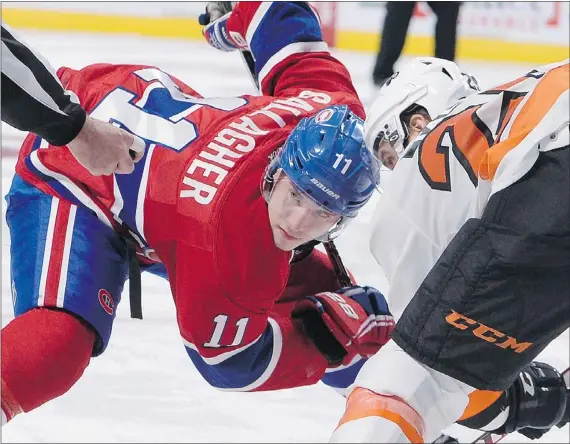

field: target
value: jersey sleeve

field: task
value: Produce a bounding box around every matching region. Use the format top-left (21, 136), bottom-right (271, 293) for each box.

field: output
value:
top-left (227, 1), bottom-right (364, 117)
top-left (174, 250), bottom-right (331, 392)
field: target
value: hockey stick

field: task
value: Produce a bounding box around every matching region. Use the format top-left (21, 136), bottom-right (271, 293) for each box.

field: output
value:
top-left (323, 240), bottom-right (353, 287)
top-left (214, 2), bottom-right (260, 92)
top-left (434, 366), bottom-right (570, 444)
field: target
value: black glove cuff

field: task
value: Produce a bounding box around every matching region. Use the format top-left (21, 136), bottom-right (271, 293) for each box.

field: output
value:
top-left (292, 309), bottom-right (346, 366)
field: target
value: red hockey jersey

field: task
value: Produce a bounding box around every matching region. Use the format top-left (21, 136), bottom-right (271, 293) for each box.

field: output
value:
top-left (15, 2), bottom-right (364, 391)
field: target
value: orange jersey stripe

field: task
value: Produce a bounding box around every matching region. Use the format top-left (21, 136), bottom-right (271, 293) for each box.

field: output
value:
top-left (419, 106), bottom-right (491, 188)
top-left (480, 62), bottom-right (569, 180)
top-left (495, 95), bottom-right (526, 142)
top-left (491, 75), bottom-right (529, 92)
top-left (511, 63), bottom-right (570, 137)
top-left (336, 388), bottom-right (425, 443)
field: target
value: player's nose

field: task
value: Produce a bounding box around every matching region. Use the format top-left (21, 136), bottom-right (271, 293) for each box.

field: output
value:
top-left (286, 206), bottom-right (312, 233)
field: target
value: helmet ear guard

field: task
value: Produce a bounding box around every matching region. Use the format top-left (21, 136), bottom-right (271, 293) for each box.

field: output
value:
top-left (370, 114), bottom-right (409, 161)
top-left (315, 216), bottom-right (351, 242)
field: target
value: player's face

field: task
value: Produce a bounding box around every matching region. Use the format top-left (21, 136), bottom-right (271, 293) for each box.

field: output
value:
top-left (373, 113), bottom-right (430, 171)
top-left (268, 175), bottom-right (341, 251)
top-left (405, 114), bottom-right (427, 149)
top-left (375, 141), bottom-right (399, 170)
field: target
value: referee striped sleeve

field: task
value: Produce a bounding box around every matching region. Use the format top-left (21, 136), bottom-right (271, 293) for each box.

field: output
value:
top-left (1, 23), bottom-right (86, 146)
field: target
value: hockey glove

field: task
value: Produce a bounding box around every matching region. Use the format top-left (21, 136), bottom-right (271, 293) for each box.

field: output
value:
top-left (199, 2), bottom-right (247, 52)
top-left (494, 362), bottom-right (568, 439)
top-left (292, 285), bottom-right (395, 367)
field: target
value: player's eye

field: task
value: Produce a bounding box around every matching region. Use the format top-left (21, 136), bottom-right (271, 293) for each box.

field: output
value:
top-left (372, 131), bottom-right (385, 159)
top-left (317, 209), bottom-right (335, 219)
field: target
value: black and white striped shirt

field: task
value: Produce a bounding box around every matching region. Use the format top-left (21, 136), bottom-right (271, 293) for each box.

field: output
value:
top-left (1, 22), bottom-right (86, 146)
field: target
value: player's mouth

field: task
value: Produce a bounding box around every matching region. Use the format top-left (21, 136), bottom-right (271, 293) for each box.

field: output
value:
top-left (279, 227), bottom-right (301, 241)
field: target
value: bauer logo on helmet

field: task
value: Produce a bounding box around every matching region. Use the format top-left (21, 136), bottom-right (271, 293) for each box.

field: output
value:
top-left (310, 177), bottom-right (340, 199)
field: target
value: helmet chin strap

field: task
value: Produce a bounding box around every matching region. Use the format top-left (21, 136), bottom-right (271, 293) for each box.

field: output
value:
top-left (315, 215), bottom-right (352, 242)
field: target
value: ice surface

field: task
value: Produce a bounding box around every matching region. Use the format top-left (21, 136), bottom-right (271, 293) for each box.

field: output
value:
top-left (2, 30), bottom-right (568, 443)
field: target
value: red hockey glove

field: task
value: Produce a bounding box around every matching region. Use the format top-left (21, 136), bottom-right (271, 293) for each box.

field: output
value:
top-left (292, 285), bottom-right (395, 367)
top-left (199, 3), bottom-right (248, 52)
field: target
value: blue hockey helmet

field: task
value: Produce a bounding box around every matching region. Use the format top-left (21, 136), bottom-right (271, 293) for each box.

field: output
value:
top-left (263, 104), bottom-right (380, 229)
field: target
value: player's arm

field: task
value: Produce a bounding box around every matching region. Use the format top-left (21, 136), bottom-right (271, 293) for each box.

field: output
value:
top-left (173, 245), bottom-right (332, 391)
top-left (174, 244), bottom-right (393, 392)
top-left (1, 23), bottom-right (86, 146)
top-left (201, 2), bottom-right (364, 117)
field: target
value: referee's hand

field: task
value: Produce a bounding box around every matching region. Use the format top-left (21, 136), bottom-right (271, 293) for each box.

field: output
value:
top-left (67, 116), bottom-right (146, 176)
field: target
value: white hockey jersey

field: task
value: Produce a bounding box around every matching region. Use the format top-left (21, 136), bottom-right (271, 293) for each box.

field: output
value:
top-left (370, 59), bottom-right (569, 320)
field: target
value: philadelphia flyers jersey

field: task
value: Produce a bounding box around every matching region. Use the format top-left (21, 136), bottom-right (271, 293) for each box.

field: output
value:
top-left (370, 59), bottom-right (569, 320)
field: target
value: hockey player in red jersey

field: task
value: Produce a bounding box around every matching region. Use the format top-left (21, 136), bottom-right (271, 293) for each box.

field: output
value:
top-left (331, 57), bottom-right (570, 442)
top-left (1, 2), bottom-right (395, 425)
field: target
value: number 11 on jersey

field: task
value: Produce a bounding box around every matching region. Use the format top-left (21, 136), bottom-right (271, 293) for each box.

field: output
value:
top-left (204, 314), bottom-right (250, 348)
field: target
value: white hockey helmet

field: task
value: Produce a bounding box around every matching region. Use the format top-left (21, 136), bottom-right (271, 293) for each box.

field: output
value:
top-left (365, 57), bottom-right (480, 164)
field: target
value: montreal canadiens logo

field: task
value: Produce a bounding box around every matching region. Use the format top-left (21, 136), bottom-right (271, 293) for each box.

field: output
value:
top-left (98, 289), bottom-right (115, 315)
top-left (315, 109), bottom-right (334, 123)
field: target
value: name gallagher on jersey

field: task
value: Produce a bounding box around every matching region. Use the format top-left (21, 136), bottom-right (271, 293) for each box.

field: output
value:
top-left (179, 90), bottom-right (332, 205)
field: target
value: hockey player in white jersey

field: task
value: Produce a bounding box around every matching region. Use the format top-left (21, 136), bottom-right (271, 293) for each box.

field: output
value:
top-left (330, 57), bottom-right (570, 442)
top-left (365, 57), bottom-right (482, 322)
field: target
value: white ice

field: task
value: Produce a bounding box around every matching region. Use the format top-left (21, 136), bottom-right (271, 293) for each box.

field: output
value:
top-left (1, 30), bottom-right (568, 443)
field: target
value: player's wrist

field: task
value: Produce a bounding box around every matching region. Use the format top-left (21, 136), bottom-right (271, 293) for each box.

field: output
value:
top-left (292, 288), bottom-right (394, 367)
top-left (293, 302), bottom-right (347, 366)
top-left (201, 5), bottom-right (247, 53)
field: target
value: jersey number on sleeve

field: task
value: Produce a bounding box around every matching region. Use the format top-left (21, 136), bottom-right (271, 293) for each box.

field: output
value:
top-left (204, 314), bottom-right (250, 348)
top-left (406, 84), bottom-right (531, 191)
top-left (405, 103), bottom-right (494, 191)
top-left (89, 68), bottom-right (247, 152)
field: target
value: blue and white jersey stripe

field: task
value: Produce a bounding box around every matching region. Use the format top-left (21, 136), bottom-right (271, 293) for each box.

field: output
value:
top-left (182, 318), bottom-right (283, 391)
top-left (244, 2), bottom-right (328, 90)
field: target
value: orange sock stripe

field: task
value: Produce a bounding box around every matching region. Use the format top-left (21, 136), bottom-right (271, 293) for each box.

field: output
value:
top-left (379, 409), bottom-right (425, 443)
top-left (336, 388), bottom-right (425, 443)
top-left (1, 378), bottom-right (22, 421)
top-left (459, 389), bottom-right (503, 421)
